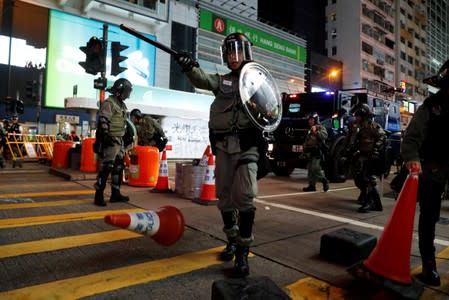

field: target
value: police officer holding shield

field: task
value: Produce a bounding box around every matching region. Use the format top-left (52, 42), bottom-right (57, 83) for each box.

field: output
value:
top-left (175, 33), bottom-right (280, 277)
top-left (94, 78), bottom-right (132, 206)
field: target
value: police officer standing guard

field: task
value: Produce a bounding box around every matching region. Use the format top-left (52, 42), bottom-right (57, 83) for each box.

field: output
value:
top-left (94, 78), bottom-right (132, 206)
top-left (302, 113), bottom-right (330, 192)
top-left (401, 60), bottom-right (449, 286)
top-left (344, 104), bottom-right (386, 213)
top-left (175, 33), bottom-right (268, 277)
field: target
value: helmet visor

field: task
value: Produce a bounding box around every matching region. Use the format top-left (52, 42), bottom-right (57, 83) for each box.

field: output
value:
top-left (221, 40), bottom-right (253, 65)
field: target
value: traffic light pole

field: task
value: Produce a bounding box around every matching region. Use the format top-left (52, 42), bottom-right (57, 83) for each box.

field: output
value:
top-left (99, 24), bottom-right (108, 106)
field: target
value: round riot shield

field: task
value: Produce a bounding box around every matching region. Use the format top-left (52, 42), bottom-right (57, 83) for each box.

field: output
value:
top-left (123, 118), bottom-right (137, 149)
top-left (239, 62), bottom-right (282, 132)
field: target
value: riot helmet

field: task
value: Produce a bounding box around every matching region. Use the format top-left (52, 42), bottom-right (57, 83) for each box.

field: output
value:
top-left (308, 112), bottom-right (320, 124)
top-left (220, 32), bottom-right (253, 69)
top-left (353, 104), bottom-right (372, 119)
top-left (130, 108), bottom-right (143, 119)
top-left (107, 78), bottom-right (133, 100)
top-left (423, 59), bottom-right (449, 89)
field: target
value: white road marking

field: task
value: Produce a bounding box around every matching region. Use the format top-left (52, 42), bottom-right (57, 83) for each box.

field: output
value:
top-left (255, 194), bottom-right (449, 247)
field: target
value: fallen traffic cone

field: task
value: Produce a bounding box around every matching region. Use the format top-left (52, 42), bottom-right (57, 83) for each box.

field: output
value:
top-left (362, 171), bottom-right (419, 284)
top-left (193, 153), bottom-right (217, 205)
top-left (152, 150), bottom-right (172, 193)
top-left (104, 205), bottom-right (185, 246)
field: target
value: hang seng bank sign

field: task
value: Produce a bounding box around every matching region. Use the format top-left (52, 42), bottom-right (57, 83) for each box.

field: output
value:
top-left (199, 9), bottom-right (306, 63)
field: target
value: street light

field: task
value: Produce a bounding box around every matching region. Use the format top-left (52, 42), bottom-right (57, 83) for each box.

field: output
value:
top-left (328, 69), bottom-right (339, 90)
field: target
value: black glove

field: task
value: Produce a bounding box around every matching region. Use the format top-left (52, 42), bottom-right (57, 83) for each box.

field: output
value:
top-left (175, 52), bottom-right (199, 72)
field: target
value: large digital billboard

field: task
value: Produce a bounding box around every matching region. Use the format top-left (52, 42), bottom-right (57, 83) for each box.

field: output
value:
top-left (45, 10), bottom-right (156, 108)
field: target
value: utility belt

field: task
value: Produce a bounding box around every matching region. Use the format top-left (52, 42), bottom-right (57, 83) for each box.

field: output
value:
top-left (212, 128), bottom-right (263, 152)
top-left (213, 128), bottom-right (248, 141)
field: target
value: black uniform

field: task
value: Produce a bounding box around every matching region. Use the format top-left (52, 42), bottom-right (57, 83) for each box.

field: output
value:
top-left (401, 89), bottom-right (449, 286)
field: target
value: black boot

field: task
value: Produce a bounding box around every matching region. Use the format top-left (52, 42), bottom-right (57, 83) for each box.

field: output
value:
top-left (233, 245), bottom-right (250, 277)
top-left (110, 161), bottom-right (129, 202)
top-left (94, 189), bottom-right (106, 206)
top-left (416, 259), bottom-right (440, 286)
top-left (110, 188), bottom-right (129, 202)
top-left (322, 178), bottom-right (329, 192)
top-left (94, 161), bottom-right (112, 206)
top-left (303, 185), bottom-right (316, 192)
top-left (357, 189), bottom-right (367, 205)
top-left (369, 189), bottom-right (383, 211)
top-left (220, 239), bottom-right (237, 261)
top-left (357, 197), bottom-right (373, 213)
top-left (220, 211), bottom-right (238, 261)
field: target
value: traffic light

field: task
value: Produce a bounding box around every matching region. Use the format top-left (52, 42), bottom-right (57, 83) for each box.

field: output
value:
top-left (79, 37), bottom-right (105, 75)
top-left (4, 97), bottom-right (24, 116)
top-left (25, 80), bottom-right (37, 99)
top-left (110, 41), bottom-right (129, 76)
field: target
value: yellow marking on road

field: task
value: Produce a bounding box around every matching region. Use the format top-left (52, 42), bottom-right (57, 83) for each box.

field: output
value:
top-left (0, 230), bottom-right (142, 258)
top-left (0, 246), bottom-right (229, 299)
top-left (286, 277), bottom-right (346, 300)
top-left (0, 199), bottom-right (92, 209)
top-left (0, 209), bottom-right (145, 228)
top-left (0, 189), bottom-right (95, 199)
top-left (412, 247), bottom-right (449, 299)
top-left (0, 181), bottom-right (73, 189)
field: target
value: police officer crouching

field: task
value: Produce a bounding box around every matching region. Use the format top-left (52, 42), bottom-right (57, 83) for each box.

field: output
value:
top-left (93, 78), bottom-right (132, 206)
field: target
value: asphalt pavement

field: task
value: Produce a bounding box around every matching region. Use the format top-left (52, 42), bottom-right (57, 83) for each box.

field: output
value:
top-left (1, 160), bottom-right (449, 299)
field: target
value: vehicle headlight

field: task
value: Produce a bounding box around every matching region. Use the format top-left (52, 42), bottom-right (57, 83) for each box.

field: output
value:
top-left (268, 144), bottom-right (273, 151)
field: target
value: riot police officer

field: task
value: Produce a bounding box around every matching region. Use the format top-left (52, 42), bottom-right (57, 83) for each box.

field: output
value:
top-left (302, 113), bottom-right (329, 192)
top-left (344, 104), bottom-right (386, 213)
top-left (94, 78), bottom-right (132, 206)
top-left (175, 33), bottom-right (265, 277)
top-left (7, 114), bottom-right (23, 168)
top-left (401, 59), bottom-right (449, 286)
top-left (130, 109), bottom-right (167, 151)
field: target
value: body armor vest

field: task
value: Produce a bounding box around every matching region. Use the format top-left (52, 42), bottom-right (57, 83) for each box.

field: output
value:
top-left (106, 97), bottom-right (127, 137)
top-left (209, 73), bottom-right (252, 133)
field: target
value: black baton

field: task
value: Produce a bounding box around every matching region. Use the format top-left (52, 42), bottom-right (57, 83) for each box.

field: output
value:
top-left (120, 24), bottom-right (178, 56)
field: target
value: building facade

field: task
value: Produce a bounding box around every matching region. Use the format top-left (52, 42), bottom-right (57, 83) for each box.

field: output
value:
top-left (0, 0), bottom-right (307, 158)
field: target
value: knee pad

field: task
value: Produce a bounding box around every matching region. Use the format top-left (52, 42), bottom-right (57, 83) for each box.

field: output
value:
top-left (237, 234), bottom-right (254, 247)
top-left (223, 225), bottom-right (239, 240)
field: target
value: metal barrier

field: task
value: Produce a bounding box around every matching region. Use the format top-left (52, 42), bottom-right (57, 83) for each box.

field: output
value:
top-left (4, 134), bottom-right (56, 162)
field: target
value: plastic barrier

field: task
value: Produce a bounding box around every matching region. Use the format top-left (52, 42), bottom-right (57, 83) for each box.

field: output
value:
top-left (128, 146), bottom-right (159, 187)
top-left (80, 138), bottom-right (97, 172)
top-left (51, 141), bottom-right (75, 168)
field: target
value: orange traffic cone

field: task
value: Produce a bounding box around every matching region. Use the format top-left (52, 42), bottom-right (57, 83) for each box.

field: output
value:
top-left (362, 171), bottom-right (419, 284)
top-left (199, 145), bottom-right (211, 167)
top-left (194, 153), bottom-right (217, 205)
top-left (152, 150), bottom-right (172, 193)
top-left (104, 205), bottom-right (185, 246)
